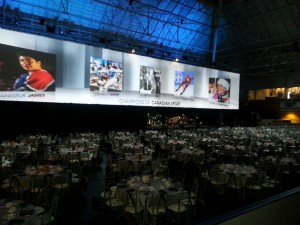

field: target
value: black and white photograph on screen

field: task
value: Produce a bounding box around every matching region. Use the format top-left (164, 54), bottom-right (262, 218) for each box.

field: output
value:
top-left (0, 43), bottom-right (56, 92)
top-left (139, 65), bottom-right (161, 96)
top-left (89, 57), bottom-right (123, 92)
top-left (174, 71), bottom-right (194, 99)
top-left (208, 77), bottom-right (231, 104)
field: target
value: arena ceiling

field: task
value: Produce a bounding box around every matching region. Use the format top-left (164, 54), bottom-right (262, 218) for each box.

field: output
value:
top-left (0, 0), bottom-right (299, 77)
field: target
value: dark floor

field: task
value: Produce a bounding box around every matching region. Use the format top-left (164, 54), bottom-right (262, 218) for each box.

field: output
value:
top-left (57, 155), bottom-right (106, 225)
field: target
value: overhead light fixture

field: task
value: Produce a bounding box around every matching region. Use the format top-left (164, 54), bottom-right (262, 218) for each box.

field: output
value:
top-left (146, 48), bottom-right (155, 55)
top-left (13, 18), bottom-right (21, 25)
top-left (46, 25), bottom-right (56, 33)
top-left (161, 51), bottom-right (168, 58)
top-left (98, 38), bottom-right (107, 43)
top-left (58, 26), bottom-right (67, 35)
top-left (5, 16), bottom-right (13, 23)
top-left (39, 18), bottom-right (45, 25)
top-left (98, 38), bottom-right (112, 45)
top-left (182, 55), bottom-right (189, 61)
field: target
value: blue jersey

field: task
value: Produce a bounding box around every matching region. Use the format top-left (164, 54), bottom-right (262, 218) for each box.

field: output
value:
top-left (13, 73), bottom-right (29, 91)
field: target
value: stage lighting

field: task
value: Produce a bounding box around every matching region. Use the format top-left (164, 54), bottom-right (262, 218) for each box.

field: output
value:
top-left (146, 48), bottom-right (154, 55)
top-left (182, 55), bottom-right (189, 61)
top-left (98, 38), bottom-right (112, 44)
top-left (39, 18), bottom-right (45, 25)
top-left (46, 25), bottom-right (56, 33)
top-left (161, 51), bottom-right (169, 58)
top-left (98, 38), bottom-right (106, 43)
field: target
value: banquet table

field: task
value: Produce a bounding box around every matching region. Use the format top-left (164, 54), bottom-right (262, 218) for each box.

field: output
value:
top-left (113, 175), bottom-right (184, 225)
top-left (0, 199), bottom-right (41, 225)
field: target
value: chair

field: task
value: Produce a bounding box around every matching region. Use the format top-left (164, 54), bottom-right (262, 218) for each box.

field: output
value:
top-left (104, 186), bottom-right (124, 215)
top-left (18, 145), bottom-right (30, 154)
top-left (115, 159), bottom-right (129, 180)
top-left (35, 187), bottom-right (51, 216)
top-left (68, 152), bottom-right (80, 170)
top-left (123, 188), bottom-right (144, 224)
top-left (69, 172), bottom-right (82, 190)
top-left (10, 175), bottom-right (31, 200)
top-left (44, 174), bottom-right (54, 188)
top-left (0, 178), bottom-right (11, 193)
top-left (46, 153), bottom-right (61, 164)
top-left (105, 165), bottom-right (116, 187)
top-left (260, 173), bottom-right (276, 198)
top-left (30, 174), bottom-right (47, 204)
top-left (52, 173), bottom-right (70, 193)
top-left (100, 166), bottom-right (124, 214)
top-left (208, 167), bottom-right (227, 195)
top-left (173, 170), bottom-right (186, 189)
top-left (80, 151), bottom-right (91, 166)
top-left (181, 177), bottom-right (201, 215)
top-left (167, 191), bottom-right (188, 225)
top-left (147, 190), bottom-right (168, 225)
top-left (140, 160), bottom-right (152, 175)
top-left (245, 172), bottom-right (264, 201)
top-left (127, 160), bottom-right (137, 177)
top-left (34, 194), bottom-right (61, 225)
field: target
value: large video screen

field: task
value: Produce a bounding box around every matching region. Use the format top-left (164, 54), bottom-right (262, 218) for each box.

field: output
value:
top-left (0, 28), bottom-right (239, 109)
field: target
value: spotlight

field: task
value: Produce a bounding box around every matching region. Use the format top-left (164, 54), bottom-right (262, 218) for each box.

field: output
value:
top-left (175, 58), bottom-right (180, 62)
top-left (131, 48), bottom-right (136, 54)
top-left (46, 25), bottom-right (56, 33)
top-left (98, 38), bottom-right (112, 44)
top-left (39, 18), bottom-right (45, 25)
top-left (161, 52), bottom-right (168, 58)
top-left (98, 38), bottom-right (107, 43)
top-left (182, 55), bottom-right (189, 61)
top-left (13, 18), bottom-right (20, 25)
top-left (58, 26), bottom-right (66, 35)
top-left (146, 48), bottom-right (154, 55)
top-left (5, 16), bottom-right (13, 23)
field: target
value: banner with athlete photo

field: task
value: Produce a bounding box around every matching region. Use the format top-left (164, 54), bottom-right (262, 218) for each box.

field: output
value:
top-left (174, 71), bottom-right (195, 99)
top-left (208, 77), bottom-right (231, 104)
top-left (89, 57), bottom-right (123, 92)
top-left (139, 65), bottom-right (161, 96)
top-left (0, 43), bottom-right (56, 92)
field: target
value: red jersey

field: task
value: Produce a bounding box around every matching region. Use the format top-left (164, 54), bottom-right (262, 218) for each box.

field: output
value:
top-left (26, 70), bottom-right (55, 91)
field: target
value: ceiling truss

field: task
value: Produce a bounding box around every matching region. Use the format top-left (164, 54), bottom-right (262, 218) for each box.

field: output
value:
top-left (0, 0), bottom-right (299, 77)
